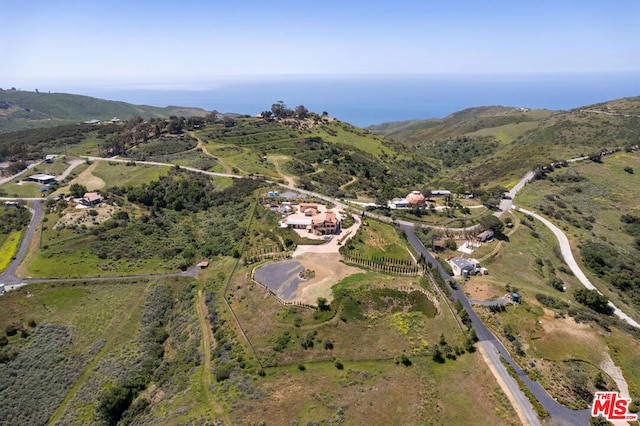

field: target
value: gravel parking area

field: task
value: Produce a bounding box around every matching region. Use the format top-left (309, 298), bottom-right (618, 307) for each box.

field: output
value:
top-left (253, 254), bottom-right (361, 304)
top-left (254, 260), bottom-right (305, 300)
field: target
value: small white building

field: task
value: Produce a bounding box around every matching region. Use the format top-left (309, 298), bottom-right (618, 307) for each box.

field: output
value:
top-left (388, 197), bottom-right (410, 209)
top-left (27, 173), bottom-right (56, 184)
top-left (449, 257), bottom-right (481, 277)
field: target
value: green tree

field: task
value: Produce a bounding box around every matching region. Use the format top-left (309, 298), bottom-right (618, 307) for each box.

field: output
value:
top-left (69, 183), bottom-right (88, 198)
top-left (222, 116), bottom-right (236, 127)
top-left (271, 101), bottom-right (289, 118)
top-left (317, 297), bottom-right (330, 311)
top-left (439, 333), bottom-right (447, 346)
top-left (479, 215), bottom-right (504, 234)
top-left (593, 371), bottom-right (607, 390)
top-left (400, 353), bottom-right (412, 366)
top-left (484, 197), bottom-right (499, 209)
top-left (574, 288), bottom-right (614, 315)
top-left (295, 105), bottom-right (309, 119)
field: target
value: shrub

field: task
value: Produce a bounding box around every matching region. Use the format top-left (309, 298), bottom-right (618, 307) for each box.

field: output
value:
top-left (547, 277), bottom-right (565, 291)
top-left (444, 238), bottom-right (457, 250)
top-left (334, 359), bottom-right (344, 370)
top-left (400, 354), bottom-right (412, 366)
top-left (215, 365), bottom-right (232, 382)
top-left (535, 294), bottom-right (569, 310)
top-left (97, 384), bottom-right (137, 425)
top-left (5, 322), bottom-right (21, 337)
top-left (574, 288), bottom-right (614, 315)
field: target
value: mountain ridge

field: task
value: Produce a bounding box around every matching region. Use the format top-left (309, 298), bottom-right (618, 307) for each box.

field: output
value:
top-left (0, 89), bottom-right (209, 133)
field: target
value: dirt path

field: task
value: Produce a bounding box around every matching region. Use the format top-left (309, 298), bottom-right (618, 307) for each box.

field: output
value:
top-left (339, 176), bottom-right (358, 190)
top-left (477, 214), bottom-right (521, 263)
top-left (189, 131), bottom-right (233, 174)
top-left (67, 162), bottom-right (105, 190)
top-left (516, 206), bottom-right (640, 329)
top-left (267, 154), bottom-right (295, 187)
top-left (582, 109), bottom-right (640, 119)
top-left (195, 289), bottom-right (231, 425)
top-left (55, 158), bottom-right (85, 182)
top-left (600, 353), bottom-right (630, 398)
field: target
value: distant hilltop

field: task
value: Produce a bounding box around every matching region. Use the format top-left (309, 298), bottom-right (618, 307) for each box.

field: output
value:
top-left (0, 88), bottom-right (209, 133)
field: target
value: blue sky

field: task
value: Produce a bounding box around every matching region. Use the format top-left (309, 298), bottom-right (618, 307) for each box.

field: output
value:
top-left (1, 0), bottom-right (639, 90)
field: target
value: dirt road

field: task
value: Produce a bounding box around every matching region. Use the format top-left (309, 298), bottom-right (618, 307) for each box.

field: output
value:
top-left (195, 289), bottom-right (231, 425)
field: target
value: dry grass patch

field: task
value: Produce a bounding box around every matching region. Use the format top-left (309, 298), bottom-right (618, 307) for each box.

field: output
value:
top-left (64, 162), bottom-right (106, 191)
top-left (464, 275), bottom-right (506, 301)
top-left (235, 355), bottom-right (516, 426)
top-left (531, 309), bottom-right (603, 363)
top-left (291, 253), bottom-right (361, 304)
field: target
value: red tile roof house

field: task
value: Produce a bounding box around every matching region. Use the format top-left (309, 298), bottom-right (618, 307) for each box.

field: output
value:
top-left (280, 206), bottom-right (341, 236)
top-left (311, 211), bottom-right (339, 235)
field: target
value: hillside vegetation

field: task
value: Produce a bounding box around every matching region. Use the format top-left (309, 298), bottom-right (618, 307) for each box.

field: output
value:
top-left (2, 94), bottom-right (640, 424)
top-left (0, 89), bottom-right (207, 133)
top-left (369, 97), bottom-right (640, 188)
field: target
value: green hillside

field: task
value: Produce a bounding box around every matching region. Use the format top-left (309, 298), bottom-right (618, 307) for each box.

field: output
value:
top-left (1, 95), bottom-right (640, 425)
top-left (0, 89), bottom-right (208, 133)
top-left (368, 98), bottom-right (640, 188)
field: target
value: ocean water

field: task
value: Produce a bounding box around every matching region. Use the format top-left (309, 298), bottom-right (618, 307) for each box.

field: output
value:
top-left (81, 73), bottom-right (639, 127)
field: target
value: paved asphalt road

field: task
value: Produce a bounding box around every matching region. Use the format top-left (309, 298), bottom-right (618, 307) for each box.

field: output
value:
top-left (401, 224), bottom-right (590, 426)
top-left (0, 200), bottom-right (43, 286)
top-left (516, 206), bottom-right (640, 329)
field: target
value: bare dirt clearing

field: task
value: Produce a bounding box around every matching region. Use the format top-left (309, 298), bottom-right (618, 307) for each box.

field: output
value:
top-left (464, 276), bottom-right (505, 301)
top-left (66, 162), bottom-right (105, 190)
top-left (55, 203), bottom-right (116, 230)
top-left (253, 253), bottom-right (360, 305)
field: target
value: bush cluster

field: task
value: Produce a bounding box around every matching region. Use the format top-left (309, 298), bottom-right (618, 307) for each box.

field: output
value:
top-left (0, 324), bottom-right (81, 426)
top-left (96, 284), bottom-right (172, 425)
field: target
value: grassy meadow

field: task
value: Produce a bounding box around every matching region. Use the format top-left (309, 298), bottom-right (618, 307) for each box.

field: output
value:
top-left (0, 231), bottom-right (21, 272)
top-left (468, 205), bottom-right (640, 408)
top-left (0, 278), bottom-right (166, 424)
top-left (90, 160), bottom-right (171, 189)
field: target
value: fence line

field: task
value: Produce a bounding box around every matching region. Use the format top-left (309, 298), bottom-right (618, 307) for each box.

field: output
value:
top-left (341, 251), bottom-right (424, 276)
top-left (249, 265), bottom-right (315, 310)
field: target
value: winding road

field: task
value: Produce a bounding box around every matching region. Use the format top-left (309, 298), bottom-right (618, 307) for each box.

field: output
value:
top-left (0, 199), bottom-right (43, 287)
top-left (402, 224), bottom-right (590, 426)
top-left (2, 152), bottom-right (638, 425)
top-left (515, 206), bottom-right (640, 329)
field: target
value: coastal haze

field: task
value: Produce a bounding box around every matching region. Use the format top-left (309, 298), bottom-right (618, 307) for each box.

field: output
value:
top-left (78, 73), bottom-right (640, 127)
top-left (3, 1), bottom-right (639, 127)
